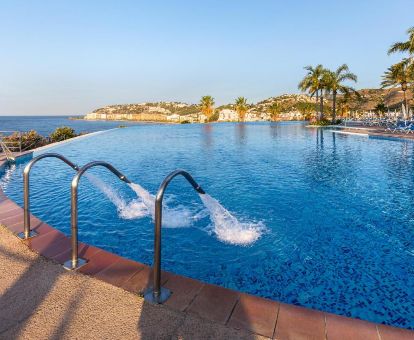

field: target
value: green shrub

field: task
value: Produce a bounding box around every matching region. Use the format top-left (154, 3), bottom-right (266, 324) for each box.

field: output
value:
top-left (312, 119), bottom-right (331, 126)
top-left (313, 119), bottom-right (341, 126)
top-left (49, 126), bottom-right (77, 143)
top-left (180, 120), bottom-right (190, 124)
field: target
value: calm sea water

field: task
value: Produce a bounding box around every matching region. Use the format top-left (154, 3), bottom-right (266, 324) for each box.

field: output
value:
top-left (1, 122), bottom-right (414, 328)
top-left (0, 115), bottom-right (144, 136)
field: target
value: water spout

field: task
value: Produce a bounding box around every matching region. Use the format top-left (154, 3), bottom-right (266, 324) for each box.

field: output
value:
top-left (199, 193), bottom-right (266, 246)
top-left (86, 174), bottom-right (265, 245)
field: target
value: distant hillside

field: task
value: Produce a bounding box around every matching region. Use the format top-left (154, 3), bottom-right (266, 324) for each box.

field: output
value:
top-left (84, 87), bottom-right (413, 122)
top-left (88, 102), bottom-right (198, 116)
top-left (335, 88), bottom-right (413, 111)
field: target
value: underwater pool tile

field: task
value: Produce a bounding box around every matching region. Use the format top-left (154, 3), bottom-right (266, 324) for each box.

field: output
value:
top-left (274, 303), bottom-right (325, 340)
top-left (325, 313), bottom-right (379, 340)
top-left (227, 293), bottom-right (279, 338)
top-left (0, 190), bottom-right (7, 201)
top-left (187, 284), bottom-right (239, 325)
top-left (164, 275), bottom-right (204, 312)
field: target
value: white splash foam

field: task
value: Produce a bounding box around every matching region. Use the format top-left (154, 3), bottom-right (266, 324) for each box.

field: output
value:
top-left (85, 175), bottom-right (265, 243)
top-left (86, 174), bottom-right (148, 219)
top-left (118, 199), bottom-right (149, 219)
top-left (128, 182), bottom-right (198, 228)
top-left (85, 173), bottom-right (127, 209)
top-left (199, 194), bottom-right (266, 246)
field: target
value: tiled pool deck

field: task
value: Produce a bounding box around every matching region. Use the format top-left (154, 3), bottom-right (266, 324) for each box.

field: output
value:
top-left (1, 154), bottom-right (414, 339)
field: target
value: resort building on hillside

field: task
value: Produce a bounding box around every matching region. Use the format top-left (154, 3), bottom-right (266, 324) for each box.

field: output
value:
top-left (166, 113), bottom-right (181, 122)
top-left (218, 109), bottom-right (238, 122)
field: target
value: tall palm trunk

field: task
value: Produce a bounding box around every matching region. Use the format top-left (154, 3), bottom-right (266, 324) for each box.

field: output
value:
top-left (332, 91), bottom-right (337, 123)
top-left (315, 91), bottom-right (319, 121)
top-left (320, 93), bottom-right (324, 120)
top-left (403, 88), bottom-right (408, 114)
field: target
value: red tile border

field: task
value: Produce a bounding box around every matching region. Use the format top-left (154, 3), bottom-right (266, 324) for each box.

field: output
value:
top-left (164, 274), bottom-right (204, 312)
top-left (93, 257), bottom-right (146, 287)
top-left (121, 266), bottom-right (170, 295)
top-left (0, 153), bottom-right (413, 338)
top-left (24, 229), bottom-right (66, 257)
top-left (186, 283), bottom-right (240, 324)
top-left (79, 249), bottom-right (123, 276)
top-left (227, 293), bottom-right (279, 338)
top-left (0, 206), bottom-right (21, 220)
top-left (273, 303), bottom-right (326, 340)
top-left (325, 313), bottom-right (380, 340)
top-left (52, 241), bottom-right (101, 265)
top-left (377, 324), bottom-right (414, 340)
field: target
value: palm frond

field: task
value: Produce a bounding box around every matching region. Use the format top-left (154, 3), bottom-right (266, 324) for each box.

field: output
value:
top-left (388, 41), bottom-right (411, 55)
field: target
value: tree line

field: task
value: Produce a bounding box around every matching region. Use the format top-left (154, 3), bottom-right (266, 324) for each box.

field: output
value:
top-left (299, 26), bottom-right (414, 124)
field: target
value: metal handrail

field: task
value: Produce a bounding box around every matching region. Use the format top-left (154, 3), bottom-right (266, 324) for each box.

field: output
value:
top-left (18, 153), bottom-right (79, 240)
top-left (64, 161), bottom-right (131, 270)
top-left (0, 131), bottom-right (22, 155)
top-left (0, 141), bottom-right (15, 162)
top-left (144, 169), bottom-right (205, 304)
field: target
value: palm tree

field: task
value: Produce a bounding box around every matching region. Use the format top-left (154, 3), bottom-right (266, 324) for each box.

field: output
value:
top-left (268, 102), bottom-right (283, 121)
top-left (298, 64), bottom-right (325, 121)
top-left (381, 60), bottom-right (413, 113)
top-left (323, 64), bottom-right (358, 123)
top-left (235, 97), bottom-right (248, 122)
top-left (337, 91), bottom-right (360, 119)
top-left (200, 96), bottom-right (215, 119)
top-left (374, 102), bottom-right (387, 116)
top-left (388, 27), bottom-right (414, 58)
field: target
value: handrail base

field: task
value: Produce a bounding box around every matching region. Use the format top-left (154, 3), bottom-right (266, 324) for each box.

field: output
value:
top-left (63, 258), bottom-right (87, 271)
top-left (16, 230), bottom-right (38, 240)
top-left (144, 287), bottom-right (171, 304)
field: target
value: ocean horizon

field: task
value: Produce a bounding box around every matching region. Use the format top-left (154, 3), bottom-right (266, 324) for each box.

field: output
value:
top-left (0, 115), bottom-right (144, 136)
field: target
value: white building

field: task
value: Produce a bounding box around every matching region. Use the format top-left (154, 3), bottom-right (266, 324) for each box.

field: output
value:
top-left (148, 106), bottom-right (171, 114)
top-left (218, 109), bottom-right (238, 122)
top-left (166, 113), bottom-right (181, 122)
top-left (245, 111), bottom-right (260, 122)
top-left (198, 114), bottom-right (208, 123)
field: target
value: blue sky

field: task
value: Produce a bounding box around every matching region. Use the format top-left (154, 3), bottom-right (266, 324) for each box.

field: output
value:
top-left (1, 0), bottom-right (413, 115)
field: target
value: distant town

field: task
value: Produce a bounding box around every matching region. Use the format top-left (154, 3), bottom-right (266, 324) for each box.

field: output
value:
top-left (84, 87), bottom-right (412, 124)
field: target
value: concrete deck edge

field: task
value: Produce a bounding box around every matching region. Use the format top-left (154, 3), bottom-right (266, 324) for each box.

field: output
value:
top-left (33, 128), bottom-right (119, 153)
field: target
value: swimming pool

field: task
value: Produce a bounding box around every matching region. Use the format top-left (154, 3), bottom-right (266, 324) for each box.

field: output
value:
top-left (1, 122), bottom-right (414, 329)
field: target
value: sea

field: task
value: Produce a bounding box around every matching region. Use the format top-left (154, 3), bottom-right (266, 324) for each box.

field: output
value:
top-left (0, 116), bottom-right (145, 136)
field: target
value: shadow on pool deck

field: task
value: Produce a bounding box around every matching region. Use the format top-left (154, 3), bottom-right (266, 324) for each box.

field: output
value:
top-left (0, 226), bottom-right (263, 339)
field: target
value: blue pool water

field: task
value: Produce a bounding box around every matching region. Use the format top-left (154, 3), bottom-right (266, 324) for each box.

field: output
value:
top-left (1, 122), bottom-right (414, 329)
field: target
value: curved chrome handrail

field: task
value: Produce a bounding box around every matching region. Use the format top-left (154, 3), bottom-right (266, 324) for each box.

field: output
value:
top-left (145, 169), bottom-right (205, 304)
top-left (18, 153), bottom-right (79, 240)
top-left (64, 161), bottom-right (131, 270)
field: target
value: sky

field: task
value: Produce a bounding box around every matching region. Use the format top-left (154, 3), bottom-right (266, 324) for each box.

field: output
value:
top-left (1, 0), bottom-right (413, 116)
